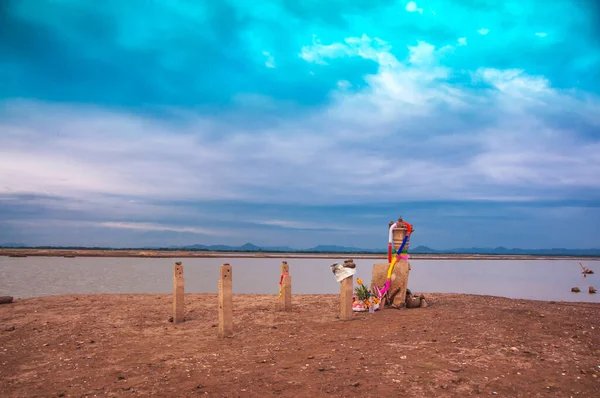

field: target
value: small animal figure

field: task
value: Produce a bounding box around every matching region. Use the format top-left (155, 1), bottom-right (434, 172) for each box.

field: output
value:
top-left (571, 287), bottom-right (581, 293)
top-left (589, 286), bottom-right (597, 294)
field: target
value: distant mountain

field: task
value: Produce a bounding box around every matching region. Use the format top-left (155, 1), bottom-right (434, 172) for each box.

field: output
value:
top-left (2, 242), bottom-right (600, 256)
top-left (181, 242), bottom-right (263, 252)
top-left (410, 245), bottom-right (439, 254)
top-left (411, 246), bottom-right (600, 256)
top-left (442, 247), bottom-right (600, 256)
top-left (262, 245), bottom-right (296, 252)
top-left (306, 245), bottom-right (380, 253)
top-left (0, 242), bottom-right (26, 248)
top-left (181, 243), bottom-right (600, 256)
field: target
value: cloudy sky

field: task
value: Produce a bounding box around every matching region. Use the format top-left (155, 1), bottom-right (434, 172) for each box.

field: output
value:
top-left (1, 0), bottom-right (599, 249)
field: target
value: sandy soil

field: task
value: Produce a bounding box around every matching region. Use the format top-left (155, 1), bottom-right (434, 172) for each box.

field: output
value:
top-left (2, 248), bottom-right (598, 260)
top-left (1, 293), bottom-right (599, 397)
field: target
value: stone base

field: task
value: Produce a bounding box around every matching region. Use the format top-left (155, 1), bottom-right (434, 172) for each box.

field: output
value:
top-left (370, 261), bottom-right (410, 308)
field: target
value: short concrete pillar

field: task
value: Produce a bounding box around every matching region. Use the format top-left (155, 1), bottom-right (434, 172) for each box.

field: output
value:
top-left (340, 275), bottom-right (354, 321)
top-left (218, 264), bottom-right (233, 338)
top-left (279, 261), bottom-right (292, 311)
top-left (172, 262), bottom-right (184, 323)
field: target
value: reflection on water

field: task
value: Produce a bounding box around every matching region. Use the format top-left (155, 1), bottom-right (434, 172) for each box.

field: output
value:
top-left (0, 256), bottom-right (598, 303)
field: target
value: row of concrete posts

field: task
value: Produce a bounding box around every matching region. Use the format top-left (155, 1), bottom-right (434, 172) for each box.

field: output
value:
top-left (171, 260), bottom-right (355, 338)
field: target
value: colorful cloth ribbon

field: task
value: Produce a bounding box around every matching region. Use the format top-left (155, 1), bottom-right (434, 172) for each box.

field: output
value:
top-left (278, 273), bottom-right (290, 299)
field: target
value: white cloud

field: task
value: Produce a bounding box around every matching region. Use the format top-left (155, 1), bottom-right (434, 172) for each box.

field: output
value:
top-left (535, 32), bottom-right (548, 38)
top-left (299, 37), bottom-right (350, 65)
top-left (253, 219), bottom-right (353, 231)
top-left (405, 1), bottom-right (423, 14)
top-left (457, 37), bottom-right (467, 46)
top-left (306, 36), bottom-right (466, 126)
top-left (337, 80), bottom-right (352, 90)
top-left (475, 68), bottom-right (551, 100)
top-left (1, 219), bottom-right (230, 236)
top-left (101, 221), bottom-right (226, 235)
top-left (408, 41), bottom-right (436, 64)
top-left (300, 34), bottom-right (398, 67)
top-left (478, 28), bottom-right (489, 35)
top-left (262, 51), bottom-right (276, 68)
top-left (1, 35), bottom-right (599, 210)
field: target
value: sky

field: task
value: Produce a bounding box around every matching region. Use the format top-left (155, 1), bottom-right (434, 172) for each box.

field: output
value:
top-left (1, 0), bottom-right (599, 250)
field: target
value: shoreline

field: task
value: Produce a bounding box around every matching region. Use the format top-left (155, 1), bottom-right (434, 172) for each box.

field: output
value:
top-left (1, 293), bottom-right (598, 397)
top-left (4, 291), bottom-right (600, 304)
top-left (2, 248), bottom-right (599, 261)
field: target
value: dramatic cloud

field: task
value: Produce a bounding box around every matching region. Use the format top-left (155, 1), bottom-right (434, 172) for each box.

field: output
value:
top-left (1, 0), bottom-right (599, 249)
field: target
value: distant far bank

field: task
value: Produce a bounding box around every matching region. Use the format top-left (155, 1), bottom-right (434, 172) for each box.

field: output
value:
top-left (2, 242), bottom-right (600, 257)
top-left (1, 248), bottom-right (599, 261)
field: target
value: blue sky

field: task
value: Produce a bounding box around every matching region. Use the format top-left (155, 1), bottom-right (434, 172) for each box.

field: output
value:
top-left (1, 0), bottom-right (599, 249)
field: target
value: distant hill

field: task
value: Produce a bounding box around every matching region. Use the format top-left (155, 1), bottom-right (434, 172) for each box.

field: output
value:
top-left (307, 245), bottom-right (380, 253)
top-left (178, 243), bottom-right (380, 253)
top-left (181, 243), bottom-right (265, 252)
top-left (1, 242), bottom-right (600, 256)
top-left (410, 246), bottom-right (600, 256)
top-left (410, 245), bottom-right (439, 254)
top-left (165, 244), bottom-right (600, 256)
top-left (0, 242), bottom-right (26, 248)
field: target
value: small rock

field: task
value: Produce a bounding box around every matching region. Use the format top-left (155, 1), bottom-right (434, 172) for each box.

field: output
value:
top-left (211, 324), bottom-right (217, 328)
top-left (510, 347), bottom-right (519, 352)
top-left (492, 392), bottom-right (498, 396)
top-left (317, 367), bottom-right (325, 371)
top-left (351, 382), bottom-right (360, 387)
top-left (4, 325), bottom-right (15, 332)
top-left (307, 355), bottom-right (315, 359)
top-left (196, 384), bottom-right (204, 389)
top-left (271, 326), bottom-right (278, 329)
top-left (168, 316), bottom-right (173, 322)
top-left (400, 355), bottom-right (407, 360)
top-left (117, 376), bottom-right (126, 380)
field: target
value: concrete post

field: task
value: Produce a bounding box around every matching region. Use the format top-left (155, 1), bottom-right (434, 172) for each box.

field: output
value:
top-left (218, 263), bottom-right (233, 338)
top-left (340, 275), bottom-right (353, 320)
top-left (173, 262), bottom-right (184, 323)
top-left (279, 261), bottom-right (292, 311)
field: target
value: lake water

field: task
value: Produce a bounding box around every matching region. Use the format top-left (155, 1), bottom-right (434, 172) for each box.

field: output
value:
top-left (0, 256), bottom-right (598, 303)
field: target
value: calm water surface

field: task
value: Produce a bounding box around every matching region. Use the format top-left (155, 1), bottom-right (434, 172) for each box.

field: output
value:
top-left (0, 257), bottom-right (598, 303)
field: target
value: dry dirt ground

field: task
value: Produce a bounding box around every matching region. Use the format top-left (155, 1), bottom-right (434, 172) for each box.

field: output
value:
top-left (1, 293), bottom-right (599, 397)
